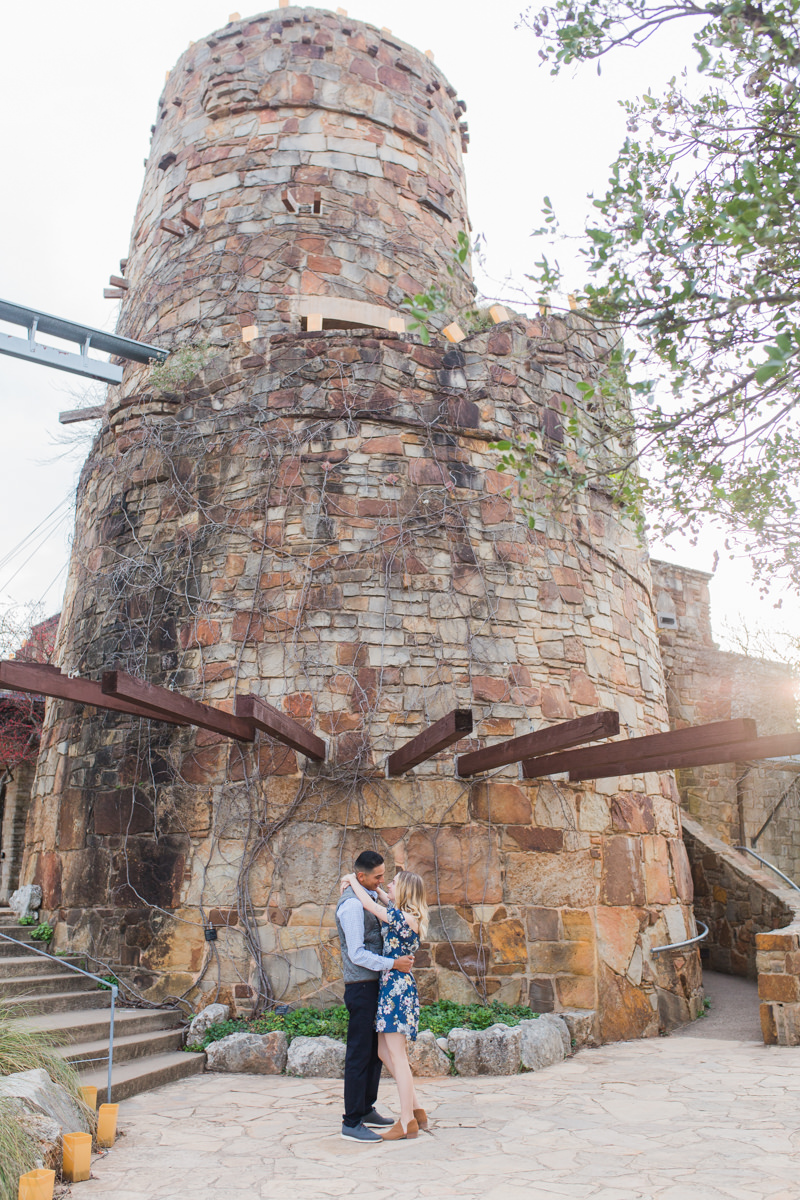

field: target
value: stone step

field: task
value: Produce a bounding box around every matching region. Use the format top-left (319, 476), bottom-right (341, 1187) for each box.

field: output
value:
top-left (0, 929), bottom-right (41, 946)
top-left (0, 940), bottom-right (44, 957)
top-left (78, 1049), bottom-right (205, 1103)
top-left (60, 1027), bottom-right (185, 1069)
top-left (0, 955), bottom-right (86, 979)
top-left (1, 988), bottom-right (113, 1017)
top-left (0, 972), bottom-right (97, 999)
top-left (17, 1005), bottom-right (185, 1045)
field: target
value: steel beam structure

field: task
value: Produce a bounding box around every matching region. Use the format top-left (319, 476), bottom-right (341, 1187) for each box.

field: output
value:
top-left (0, 299), bottom-right (167, 385)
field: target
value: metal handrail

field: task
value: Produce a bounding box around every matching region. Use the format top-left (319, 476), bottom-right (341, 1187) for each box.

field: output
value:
top-left (733, 846), bottom-right (800, 895)
top-left (0, 928), bottom-right (116, 1102)
top-left (651, 920), bottom-right (709, 956)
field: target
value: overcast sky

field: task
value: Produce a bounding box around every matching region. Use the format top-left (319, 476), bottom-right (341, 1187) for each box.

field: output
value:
top-left (1, 0), bottom-right (795, 647)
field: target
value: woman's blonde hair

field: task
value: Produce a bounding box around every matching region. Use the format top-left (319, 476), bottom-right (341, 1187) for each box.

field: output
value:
top-left (394, 870), bottom-right (429, 939)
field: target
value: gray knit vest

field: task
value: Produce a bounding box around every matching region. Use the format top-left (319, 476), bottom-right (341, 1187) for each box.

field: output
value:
top-left (336, 885), bottom-right (385, 983)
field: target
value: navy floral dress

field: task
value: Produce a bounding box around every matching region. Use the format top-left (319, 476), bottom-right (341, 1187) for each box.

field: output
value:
top-left (375, 906), bottom-right (420, 1041)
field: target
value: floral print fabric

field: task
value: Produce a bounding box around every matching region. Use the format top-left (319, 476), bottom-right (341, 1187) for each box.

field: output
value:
top-left (375, 906), bottom-right (420, 1041)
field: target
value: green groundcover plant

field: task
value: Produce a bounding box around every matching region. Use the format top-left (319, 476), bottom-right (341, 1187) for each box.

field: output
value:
top-left (186, 1000), bottom-right (541, 1052)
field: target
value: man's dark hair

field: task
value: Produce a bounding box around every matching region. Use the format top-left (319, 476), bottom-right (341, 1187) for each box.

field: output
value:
top-left (354, 850), bottom-right (384, 874)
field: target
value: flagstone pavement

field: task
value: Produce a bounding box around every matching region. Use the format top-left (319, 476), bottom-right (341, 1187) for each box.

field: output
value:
top-left (81, 974), bottom-right (800, 1200)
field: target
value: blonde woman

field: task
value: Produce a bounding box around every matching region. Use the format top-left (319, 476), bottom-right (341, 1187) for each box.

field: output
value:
top-left (342, 866), bottom-right (429, 1141)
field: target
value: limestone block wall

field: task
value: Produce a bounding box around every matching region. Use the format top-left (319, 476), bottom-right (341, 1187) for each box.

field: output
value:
top-left (0, 760), bottom-right (36, 902)
top-left (116, 6), bottom-right (473, 349)
top-left (682, 815), bottom-right (794, 978)
top-left (652, 560), bottom-right (800, 879)
top-left (757, 923), bottom-right (800, 1045)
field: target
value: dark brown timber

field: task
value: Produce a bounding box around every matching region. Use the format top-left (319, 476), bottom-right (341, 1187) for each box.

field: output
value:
top-left (387, 709), bottom-right (473, 775)
top-left (521, 717), bottom-right (757, 779)
top-left (568, 731), bottom-right (800, 781)
top-left (0, 660), bottom-right (190, 726)
top-left (235, 694), bottom-right (326, 761)
top-left (102, 670), bottom-right (254, 742)
top-left (457, 710), bottom-right (619, 777)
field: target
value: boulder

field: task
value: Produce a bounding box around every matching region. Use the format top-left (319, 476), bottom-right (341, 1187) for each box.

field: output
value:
top-left (559, 1008), bottom-right (598, 1049)
top-left (187, 1003), bottom-right (230, 1044)
top-left (17, 1110), bottom-right (63, 1170)
top-left (205, 1031), bottom-right (287, 1074)
top-left (408, 1031), bottom-right (451, 1077)
top-left (9, 884), bottom-right (42, 920)
top-left (518, 1019), bottom-right (566, 1071)
top-left (0, 1069), bottom-right (91, 1138)
top-left (538, 1013), bottom-right (572, 1057)
top-left (287, 1035), bottom-right (346, 1078)
top-left (447, 1023), bottom-right (521, 1076)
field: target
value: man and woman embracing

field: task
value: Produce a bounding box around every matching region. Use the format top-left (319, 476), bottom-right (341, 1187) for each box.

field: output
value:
top-left (335, 849), bottom-right (429, 1143)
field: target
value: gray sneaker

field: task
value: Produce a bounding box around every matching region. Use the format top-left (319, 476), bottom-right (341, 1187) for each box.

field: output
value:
top-left (362, 1108), bottom-right (394, 1127)
top-left (341, 1122), bottom-right (382, 1144)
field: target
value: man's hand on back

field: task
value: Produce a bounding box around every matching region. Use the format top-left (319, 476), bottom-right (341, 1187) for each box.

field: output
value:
top-left (393, 955), bottom-right (414, 973)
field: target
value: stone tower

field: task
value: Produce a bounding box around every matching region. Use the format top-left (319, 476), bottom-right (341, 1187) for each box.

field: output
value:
top-left (23, 6), bottom-right (701, 1042)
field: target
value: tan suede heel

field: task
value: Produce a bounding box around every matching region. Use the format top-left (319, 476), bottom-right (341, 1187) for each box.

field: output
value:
top-left (381, 1118), bottom-right (419, 1140)
top-left (413, 1108), bottom-right (428, 1130)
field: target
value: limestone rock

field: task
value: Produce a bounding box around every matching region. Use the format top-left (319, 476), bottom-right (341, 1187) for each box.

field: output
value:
top-left (538, 1013), bottom-right (572, 1057)
top-left (9, 884), bottom-right (42, 919)
top-left (408, 1031), bottom-right (451, 1077)
top-left (435, 1036), bottom-right (450, 1053)
top-left (286, 1035), bottom-right (346, 1078)
top-left (448, 1023), bottom-right (521, 1076)
top-left (0, 1069), bottom-right (90, 1137)
top-left (18, 1111), bottom-right (63, 1170)
top-left (187, 1003), bottom-right (230, 1043)
top-left (558, 1008), bottom-right (598, 1049)
top-left (205, 1031), bottom-right (288, 1074)
top-left (518, 1019), bottom-right (566, 1071)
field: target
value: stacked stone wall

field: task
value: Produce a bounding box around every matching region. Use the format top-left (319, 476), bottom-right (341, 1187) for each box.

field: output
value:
top-left (652, 560), bottom-right (800, 880)
top-left (19, 6), bottom-right (702, 1043)
top-left (118, 6), bottom-right (472, 349)
top-left (0, 760), bottom-right (35, 902)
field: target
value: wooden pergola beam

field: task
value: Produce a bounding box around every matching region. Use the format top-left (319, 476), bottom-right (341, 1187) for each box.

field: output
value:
top-left (457, 710), bottom-right (619, 777)
top-left (235, 694), bottom-right (326, 761)
top-left (102, 670), bottom-right (254, 742)
top-left (521, 717), bottom-right (758, 779)
top-left (0, 661), bottom-right (189, 726)
top-left (567, 730), bottom-right (800, 781)
top-left (387, 709), bottom-right (473, 775)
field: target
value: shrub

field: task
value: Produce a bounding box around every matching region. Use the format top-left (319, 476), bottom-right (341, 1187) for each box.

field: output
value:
top-left (29, 924), bottom-right (53, 943)
top-left (189, 1000), bottom-right (539, 1051)
top-left (17, 916), bottom-right (36, 927)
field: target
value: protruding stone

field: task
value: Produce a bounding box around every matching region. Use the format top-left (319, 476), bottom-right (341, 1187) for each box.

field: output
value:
top-left (187, 1003), bottom-right (230, 1043)
top-left (9, 884), bottom-right (42, 919)
top-left (287, 1035), bottom-right (346, 1077)
top-left (518, 1018), bottom-right (567, 1070)
top-left (448, 1023), bottom-right (521, 1076)
top-left (408, 1031), bottom-right (451, 1076)
top-left (558, 1008), bottom-right (597, 1048)
top-left (205, 1031), bottom-right (288, 1074)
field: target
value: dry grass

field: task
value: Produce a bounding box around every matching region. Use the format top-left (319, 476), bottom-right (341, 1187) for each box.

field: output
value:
top-left (0, 1006), bottom-right (95, 1198)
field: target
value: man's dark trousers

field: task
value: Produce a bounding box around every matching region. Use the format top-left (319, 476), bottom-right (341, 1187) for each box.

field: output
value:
top-left (342, 980), bottom-right (382, 1127)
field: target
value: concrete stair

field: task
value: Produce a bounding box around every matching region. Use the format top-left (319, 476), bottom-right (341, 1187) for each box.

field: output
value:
top-left (0, 908), bottom-right (205, 1101)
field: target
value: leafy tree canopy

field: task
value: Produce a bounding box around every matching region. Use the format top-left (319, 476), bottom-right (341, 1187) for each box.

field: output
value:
top-left (518, 0), bottom-right (800, 587)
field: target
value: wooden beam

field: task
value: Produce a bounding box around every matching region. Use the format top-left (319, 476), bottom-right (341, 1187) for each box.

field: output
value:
top-left (59, 406), bottom-right (105, 425)
top-left (387, 709), bottom-right (473, 775)
top-left (102, 670), bottom-right (254, 742)
top-left (521, 718), bottom-right (758, 779)
top-left (457, 710), bottom-right (619, 777)
top-left (235, 694), bottom-right (326, 761)
top-left (0, 661), bottom-right (189, 726)
top-left (568, 730), bottom-right (800, 782)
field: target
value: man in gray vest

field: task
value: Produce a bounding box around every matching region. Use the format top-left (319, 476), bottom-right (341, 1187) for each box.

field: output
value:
top-left (336, 849), bottom-right (414, 1143)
